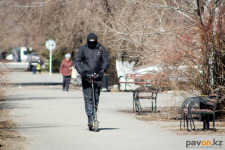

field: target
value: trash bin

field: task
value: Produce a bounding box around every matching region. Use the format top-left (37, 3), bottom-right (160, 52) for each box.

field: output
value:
top-left (101, 74), bottom-right (109, 92)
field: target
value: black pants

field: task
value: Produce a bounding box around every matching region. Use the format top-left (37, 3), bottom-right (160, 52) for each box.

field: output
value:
top-left (82, 77), bottom-right (102, 118)
top-left (63, 76), bottom-right (71, 90)
top-left (200, 102), bottom-right (210, 129)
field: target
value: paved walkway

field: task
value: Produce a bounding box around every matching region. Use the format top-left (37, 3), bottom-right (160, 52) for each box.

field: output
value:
top-left (0, 62), bottom-right (29, 69)
top-left (8, 71), bottom-right (62, 84)
top-left (5, 72), bottom-right (225, 150)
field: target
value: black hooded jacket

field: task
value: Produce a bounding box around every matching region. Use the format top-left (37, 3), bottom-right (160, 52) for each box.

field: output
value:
top-left (74, 42), bottom-right (109, 75)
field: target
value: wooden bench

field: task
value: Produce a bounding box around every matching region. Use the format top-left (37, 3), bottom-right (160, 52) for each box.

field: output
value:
top-left (180, 93), bottom-right (219, 131)
top-left (133, 87), bottom-right (159, 114)
top-left (118, 73), bottom-right (169, 114)
top-left (118, 73), bottom-right (167, 91)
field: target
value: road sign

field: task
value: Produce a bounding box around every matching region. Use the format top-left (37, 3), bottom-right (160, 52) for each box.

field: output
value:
top-left (45, 40), bottom-right (56, 50)
top-left (45, 40), bottom-right (56, 76)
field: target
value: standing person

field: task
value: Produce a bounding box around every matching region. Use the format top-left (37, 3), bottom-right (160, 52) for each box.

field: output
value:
top-left (60, 53), bottom-right (73, 91)
top-left (1, 50), bottom-right (7, 60)
top-left (74, 33), bottom-right (109, 129)
top-left (32, 64), bottom-right (36, 74)
top-left (36, 60), bottom-right (42, 74)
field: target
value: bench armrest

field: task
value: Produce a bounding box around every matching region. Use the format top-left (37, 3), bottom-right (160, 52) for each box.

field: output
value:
top-left (181, 97), bottom-right (208, 111)
top-left (187, 97), bottom-right (209, 112)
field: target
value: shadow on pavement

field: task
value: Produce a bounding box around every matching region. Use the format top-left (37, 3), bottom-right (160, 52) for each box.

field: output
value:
top-left (13, 124), bottom-right (60, 131)
top-left (12, 83), bottom-right (62, 86)
top-left (8, 97), bottom-right (83, 101)
top-left (98, 128), bottom-right (119, 131)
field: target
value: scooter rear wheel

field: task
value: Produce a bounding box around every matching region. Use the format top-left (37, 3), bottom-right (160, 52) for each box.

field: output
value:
top-left (89, 126), bottom-right (92, 131)
top-left (94, 121), bottom-right (98, 132)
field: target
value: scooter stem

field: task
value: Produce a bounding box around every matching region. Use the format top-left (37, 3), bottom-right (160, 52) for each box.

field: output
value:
top-left (90, 77), bottom-right (97, 121)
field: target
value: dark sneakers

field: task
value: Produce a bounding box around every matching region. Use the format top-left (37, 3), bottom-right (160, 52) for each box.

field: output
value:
top-left (63, 88), bottom-right (69, 91)
top-left (88, 116), bottom-right (93, 127)
top-left (88, 117), bottom-right (93, 131)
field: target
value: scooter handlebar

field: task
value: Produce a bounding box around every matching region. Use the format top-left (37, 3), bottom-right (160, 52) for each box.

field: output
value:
top-left (87, 74), bottom-right (99, 78)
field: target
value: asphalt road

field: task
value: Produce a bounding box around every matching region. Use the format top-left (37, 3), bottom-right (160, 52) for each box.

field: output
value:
top-left (5, 72), bottom-right (225, 150)
top-left (8, 71), bottom-right (62, 85)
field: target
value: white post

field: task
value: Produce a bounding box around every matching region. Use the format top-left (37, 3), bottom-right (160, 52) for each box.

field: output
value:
top-left (45, 39), bottom-right (56, 76)
top-left (50, 48), bottom-right (52, 76)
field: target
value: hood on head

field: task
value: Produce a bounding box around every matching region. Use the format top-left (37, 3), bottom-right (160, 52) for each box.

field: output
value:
top-left (87, 33), bottom-right (98, 49)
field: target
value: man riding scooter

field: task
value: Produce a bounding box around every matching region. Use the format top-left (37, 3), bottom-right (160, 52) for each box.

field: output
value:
top-left (74, 33), bottom-right (109, 130)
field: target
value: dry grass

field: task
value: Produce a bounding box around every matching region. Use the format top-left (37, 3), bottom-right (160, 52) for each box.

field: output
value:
top-left (121, 105), bottom-right (225, 135)
top-left (0, 62), bottom-right (11, 101)
top-left (0, 63), bottom-right (25, 149)
top-left (0, 110), bottom-right (26, 150)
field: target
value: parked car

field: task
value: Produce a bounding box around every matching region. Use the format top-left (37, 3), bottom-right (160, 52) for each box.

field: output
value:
top-left (27, 52), bottom-right (41, 71)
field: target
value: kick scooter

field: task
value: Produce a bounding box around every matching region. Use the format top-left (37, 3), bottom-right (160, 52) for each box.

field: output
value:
top-left (87, 73), bottom-right (100, 132)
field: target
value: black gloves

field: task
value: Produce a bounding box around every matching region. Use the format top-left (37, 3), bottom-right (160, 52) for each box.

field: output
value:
top-left (98, 70), bottom-right (104, 77)
top-left (81, 71), bottom-right (104, 78)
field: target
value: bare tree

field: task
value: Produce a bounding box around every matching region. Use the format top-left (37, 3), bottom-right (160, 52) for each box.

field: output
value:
top-left (0, 0), bottom-right (224, 94)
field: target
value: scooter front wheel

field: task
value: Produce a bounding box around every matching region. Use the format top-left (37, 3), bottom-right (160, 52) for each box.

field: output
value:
top-left (94, 120), bottom-right (99, 132)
